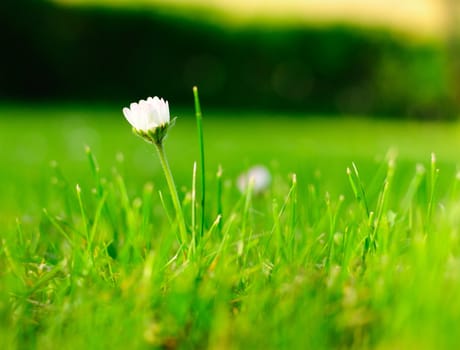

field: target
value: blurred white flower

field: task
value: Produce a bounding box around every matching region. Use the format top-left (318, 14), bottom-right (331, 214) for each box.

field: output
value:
top-left (237, 165), bottom-right (271, 194)
top-left (123, 96), bottom-right (174, 145)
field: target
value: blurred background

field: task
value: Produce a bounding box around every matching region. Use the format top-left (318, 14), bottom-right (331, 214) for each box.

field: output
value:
top-left (2, 0), bottom-right (460, 119)
top-left (3, 0), bottom-right (460, 225)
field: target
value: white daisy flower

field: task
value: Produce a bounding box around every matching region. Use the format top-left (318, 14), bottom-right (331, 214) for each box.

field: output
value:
top-left (123, 96), bottom-right (174, 145)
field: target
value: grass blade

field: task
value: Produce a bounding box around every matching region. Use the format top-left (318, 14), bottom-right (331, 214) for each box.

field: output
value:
top-left (193, 86), bottom-right (206, 239)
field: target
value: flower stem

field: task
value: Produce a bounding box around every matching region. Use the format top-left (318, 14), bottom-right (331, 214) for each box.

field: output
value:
top-left (155, 142), bottom-right (188, 245)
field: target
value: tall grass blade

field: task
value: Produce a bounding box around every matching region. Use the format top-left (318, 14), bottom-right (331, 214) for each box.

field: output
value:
top-left (193, 86), bottom-right (206, 238)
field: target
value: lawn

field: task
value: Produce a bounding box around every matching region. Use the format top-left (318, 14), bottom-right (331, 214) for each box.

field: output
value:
top-left (1, 104), bottom-right (460, 349)
top-left (2, 104), bottom-right (460, 210)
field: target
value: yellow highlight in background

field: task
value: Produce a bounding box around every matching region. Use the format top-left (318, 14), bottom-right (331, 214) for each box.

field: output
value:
top-left (51, 0), bottom-right (450, 40)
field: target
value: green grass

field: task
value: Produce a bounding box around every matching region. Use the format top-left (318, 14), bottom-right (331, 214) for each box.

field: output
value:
top-left (2, 104), bottom-right (460, 349)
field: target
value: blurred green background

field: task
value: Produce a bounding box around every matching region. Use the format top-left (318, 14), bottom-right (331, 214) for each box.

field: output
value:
top-left (2, 0), bottom-right (460, 220)
top-left (2, 0), bottom-right (460, 118)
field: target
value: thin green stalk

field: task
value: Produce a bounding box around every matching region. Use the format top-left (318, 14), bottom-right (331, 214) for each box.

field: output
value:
top-left (190, 161), bottom-right (197, 256)
top-left (2, 237), bottom-right (26, 282)
top-left (42, 209), bottom-right (74, 247)
top-left (85, 146), bottom-right (103, 197)
top-left (325, 192), bottom-right (345, 268)
top-left (427, 152), bottom-right (439, 231)
top-left (141, 182), bottom-right (154, 250)
top-left (76, 184), bottom-right (94, 268)
top-left (347, 162), bottom-right (370, 217)
top-left (325, 192), bottom-right (334, 267)
top-left (241, 179), bottom-right (253, 240)
top-left (271, 198), bottom-right (281, 262)
top-left (288, 173), bottom-right (298, 261)
top-left (370, 156), bottom-right (395, 253)
top-left (216, 165), bottom-right (223, 234)
top-left (401, 164), bottom-right (425, 213)
top-left (193, 86), bottom-right (206, 238)
top-left (158, 190), bottom-right (173, 225)
top-left (75, 184), bottom-right (90, 247)
top-left (207, 214), bottom-right (222, 238)
top-left (89, 191), bottom-right (108, 251)
top-left (16, 217), bottom-right (24, 246)
top-left (269, 174), bottom-right (298, 262)
top-left (155, 143), bottom-right (188, 245)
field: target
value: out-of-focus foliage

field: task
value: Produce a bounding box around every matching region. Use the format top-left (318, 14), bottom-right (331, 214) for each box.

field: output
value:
top-left (0, 0), bottom-right (457, 119)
